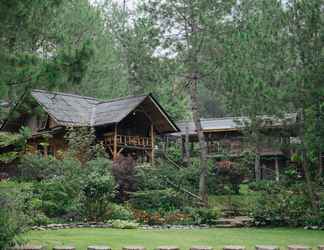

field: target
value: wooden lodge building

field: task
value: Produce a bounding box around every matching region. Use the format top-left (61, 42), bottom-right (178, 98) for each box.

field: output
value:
top-left (170, 114), bottom-right (298, 180)
top-left (1, 89), bottom-right (298, 181)
top-left (1, 90), bottom-right (179, 162)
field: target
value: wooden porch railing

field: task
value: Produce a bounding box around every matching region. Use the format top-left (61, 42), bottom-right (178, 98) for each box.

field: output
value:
top-left (104, 133), bottom-right (152, 148)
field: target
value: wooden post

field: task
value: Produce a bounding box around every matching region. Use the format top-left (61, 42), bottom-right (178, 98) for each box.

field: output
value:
top-left (151, 123), bottom-right (155, 165)
top-left (44, 145), bottom-right (48, 159)
top-left (275, 156), bottom-right (280, 182)
top-left (113, 124), bottom-right (117, 160)
top-left (185, 123), bottom-right (191, 166)
top-left (255, 152), bottom-right (261, 181)
top-left (181, 137), bottom-right (185, 160)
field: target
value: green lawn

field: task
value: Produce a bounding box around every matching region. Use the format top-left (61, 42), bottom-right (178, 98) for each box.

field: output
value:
top-left (25, 228), bottom-right (324, 250)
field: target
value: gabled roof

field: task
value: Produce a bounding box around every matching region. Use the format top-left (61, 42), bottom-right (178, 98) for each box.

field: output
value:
top-left (31, 89), bottom-right (179, 133)
top-left (172, 113), bottom-right (297, 136)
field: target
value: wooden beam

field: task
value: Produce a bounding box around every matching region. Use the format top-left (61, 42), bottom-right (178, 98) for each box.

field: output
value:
top-left (107, 145), bottom-right (113, 156)
top-left (113, 124), bottom-right (117, 160)
top-left (117, 147), bottom-right (125, 156)
top-left (184, 123), bottom-right (191, 166)
top-left (275, 156), bottom-right (280, 182)
top-left (151, 123), bottom-right (155, 165)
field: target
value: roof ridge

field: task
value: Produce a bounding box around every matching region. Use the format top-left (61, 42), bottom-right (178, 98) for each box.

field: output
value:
top-left (32, 89), bottom-right (150, 105)
top-left (96, 93), bottom-right (149, 105)
top-left (32, 89), bottom-right (100, 101)
top-left (177, 116), bottom-right (246, 123)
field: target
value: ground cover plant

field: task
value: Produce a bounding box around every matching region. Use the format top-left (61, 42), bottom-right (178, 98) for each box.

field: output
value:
top-left (25, 228), bottom-right (324, 250)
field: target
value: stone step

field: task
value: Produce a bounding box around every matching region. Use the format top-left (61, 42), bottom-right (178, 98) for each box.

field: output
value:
top-left (190, 246), bottom-right (213, 250)
top-left (88, 246), bottom-right (111, 250)
top-left (288, 245), bottom-right (311, 250)
top-left (256, 245), bottom-right (279, 250)
top-left (156, 246), bottom-right (179, 250)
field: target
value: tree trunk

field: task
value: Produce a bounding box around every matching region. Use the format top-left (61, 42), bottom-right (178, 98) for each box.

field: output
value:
top-left (299, 110), bottom-right (320, 216)
top-left (189, 76), bottom-right (209, 206)
top-left (301, 149), bottom-right (320, 215)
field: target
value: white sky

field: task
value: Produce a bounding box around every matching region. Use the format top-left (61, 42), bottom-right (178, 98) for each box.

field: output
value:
top-left (90, 0), bottom-right (136, 9)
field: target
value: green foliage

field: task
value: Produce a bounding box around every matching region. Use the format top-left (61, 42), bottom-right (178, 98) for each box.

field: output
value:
top-left (129, 189), bottom-right (186, 212)
top-left (251, 189), bottom-right (312, 227)
top-left (18, 155), bottom-right (61, 181)
top-left (183, 207), bottom-right (221, 225)
top-left (65, 127), bottom-right (97, 164)
top-left (32, 179), bottom-right (80, 219)
top-left (0, 189), bottom-right (28, 249)
top-left (85, 157), bottom-right (113, 176)
top-left (248, 181), bottom-right (281, 193)
top-left (107, 204), bottom-right (134, 221)
top-left (0, 127), bottom-right (31, 164)
top-left (110, 219), bottom-right (139, 229)
top-left (0, 204), bottom-right (20, 249)
top-left (81, 172), bottom-right (115, 221)
top-left (134, 163), bottom-right (169, 191)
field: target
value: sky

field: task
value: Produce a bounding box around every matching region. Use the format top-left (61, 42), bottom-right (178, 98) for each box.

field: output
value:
top-left (90, 0), bottom-right (136, 9)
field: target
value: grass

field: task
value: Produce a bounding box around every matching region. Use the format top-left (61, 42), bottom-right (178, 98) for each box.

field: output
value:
top-left (25, 228), bottom-right (324, 250)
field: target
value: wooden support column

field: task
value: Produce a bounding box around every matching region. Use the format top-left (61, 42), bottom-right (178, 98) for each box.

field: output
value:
top-left (151, 123), bottom-right (155, 165)
top-left (44, 146), bottom-right (48, 159)
top-left (184, 123), bottom-right (191, 166)
top-left (181, 136), bottom-right (185, 160)
top-left (113, 124), bottom-right (117, 160)
top-left (255, 152), bottom-right (261, 181)
top-left (275, 156), bottom-right (280, 182)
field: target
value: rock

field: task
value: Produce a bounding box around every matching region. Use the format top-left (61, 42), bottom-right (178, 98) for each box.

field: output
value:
top-left (88, 246), bottom-right (112, 250)
top-left (255, 245), bottom-right (279, 250)
top-left (223, 246), bottom-right (245, 250)
top-left (122, 246), bottom-right (146, 250)
top-left (156, 246), bottom-right (179, 250)
top-left (190, 246), bottom-right (213, 250)
top-left (287, 245), bottom-right (311, 250)
top-left (11, 245), bottom-right (45, 250)
top-left (53, 246), bottom-right (76, 250)
top-left (318, 246), bottom-right (324, 250)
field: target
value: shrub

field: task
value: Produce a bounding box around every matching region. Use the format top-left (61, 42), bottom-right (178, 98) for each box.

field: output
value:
top-left (132, 210), bottom-right (165, 225)
top-left (183, 207), bottom-right (221, 225)
top-left (65, 127), bottom-right (97, 164)
top-left (17, 155), bottom-right (61, 181)
top-left (134, 163), bottom-right (166, 191)
top-left (248, 180), bottom-right (281, 193)
top-left (250, 187), bottom-right (313, 227)
top-left (164, 211), bottom-right (192, 225)
top-left (107, 204), bottom-right (134, 220)
top-left (213, 160), bottom-right (246, 195)
top-left (32, 178), bottom-right (80, 219)
top-left (81, 172), bottom-right (115, 221)
top-left (110, 219), bottom-right (139, 229)
top-left (30, 211), bottom-right (52, 226)
top-left (112, 155), bottom-right (137, 202)
top-left (129, 189), bottom-right (185, 211)
top-left (85, 157), bottom-right (112, 176)
top-left (0, 190), bottom-right (27, 249)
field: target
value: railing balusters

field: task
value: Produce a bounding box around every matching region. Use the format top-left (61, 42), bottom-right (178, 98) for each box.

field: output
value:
top-left (104, 134), bottom-right (152, 148)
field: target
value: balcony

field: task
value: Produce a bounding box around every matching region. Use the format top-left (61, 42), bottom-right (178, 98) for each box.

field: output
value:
top-left (103, 133), bottom-right (152, 149)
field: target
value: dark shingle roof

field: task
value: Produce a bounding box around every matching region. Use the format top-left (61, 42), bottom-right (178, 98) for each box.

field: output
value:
top-left (31, 90), bottom-right (173, 130)
top-left (94, 95), bottom-right (147, 126)
top-left (172, 113), bottom-right (297, 136)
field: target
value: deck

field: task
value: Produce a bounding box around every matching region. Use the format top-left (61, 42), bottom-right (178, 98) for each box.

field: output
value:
top-left (104, 133), bottom-right (152, 149)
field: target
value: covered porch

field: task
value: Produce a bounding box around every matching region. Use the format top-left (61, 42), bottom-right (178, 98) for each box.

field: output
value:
top-left (103, 124), bottom-right (155, 162)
